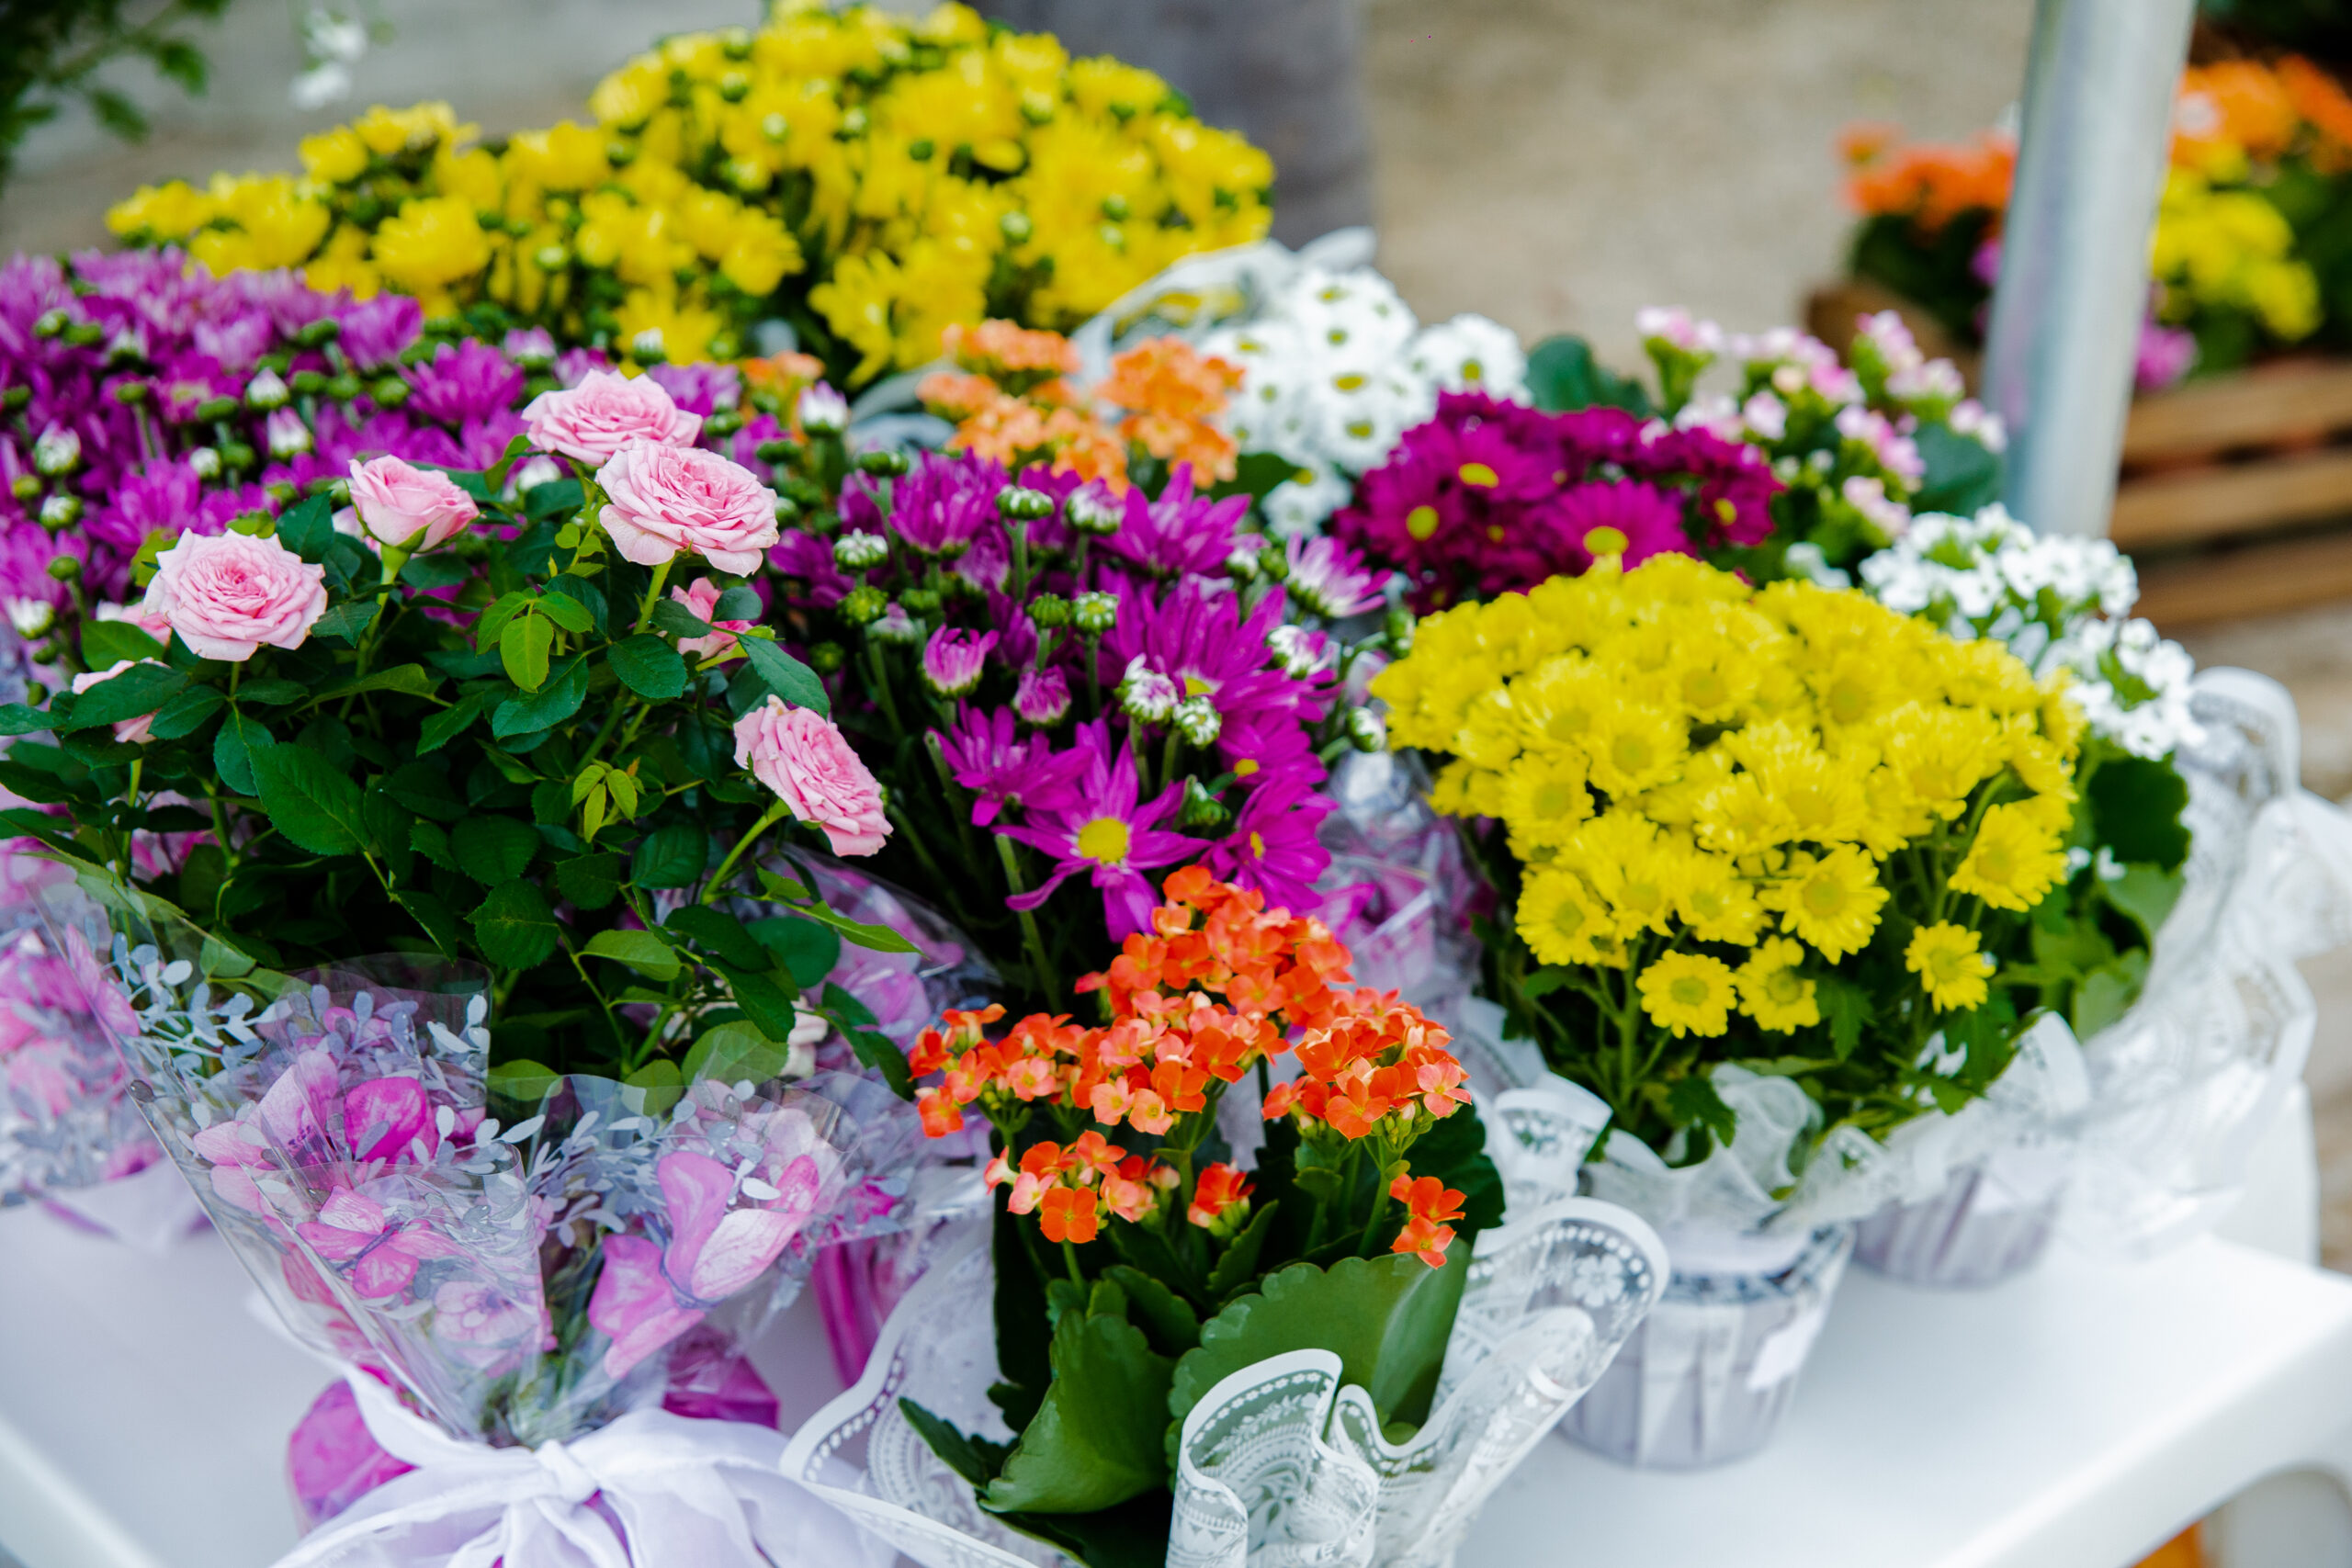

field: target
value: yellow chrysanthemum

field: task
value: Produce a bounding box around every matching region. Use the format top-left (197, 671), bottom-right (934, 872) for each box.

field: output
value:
top-left (1583, 697), bottom-right (1688, 797)
top-left (1736, 938), bottom-right (1821, 1032)
top-left (1677, 853), bottom-right (1768, 946)
top-left (1905, 922), bottom-right (1994, 1012)
top-left (1500, 751), bottom-right (1593, 851)
top-left (1637, 952), bottom-right (1737, 1038)
top-left (1761, 845), bottom-right (1888, 961)
top-left (370, 197), bottom-right (491, 298)
top-left (1951, 803), bottom-right (2068, 911)
top-left (1518, 867), bottom-right (1621, 968)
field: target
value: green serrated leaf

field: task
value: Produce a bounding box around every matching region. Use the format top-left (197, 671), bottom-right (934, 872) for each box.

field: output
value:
top-left (534, 591), bottom-right (594, 635)
top-left (681, 1019), bottom-right (790, 1086)
top-left (397, 887), bottom-right (466, 957)
top-left (711, 586), bottom-right (763, 620)
top-left (492, 656), bottom-right (587, 738)
top-left (62, 662), bottom-right (187, 731)
top-left (666, 905), bottom-right (771, 970)
top-left (650, 598), bottom-right (714, 639)
top-left (81, 618), bottom-right (165, 668)
top-left (313, 664), bottom-right (438, 704)
top-left (234, 678), bottom-right (309, 706)
top-left (145, 685), bottom-right (226, 740)
top-left (310, 601), bottom-right (380, 645)
top-left (212, 710), bottom-right (271, 796)
top-left (469, 880), bottom-right (560, 969)
top-left (500, 614), bottom-right (555, 692)
top-left (714, 961), bottom-right (802, 1043)
top-left (250, 744), bottom-right (367, 855)
top-left (1665, 1074), bottom-right (1739, 1148)
top-left (747, 914), bottom-right (840, 989)
top-left (276, 493), bottom-right (335, 560)
top-left (453, 815), bottom-right (540, 883)
top-left (630, 823), bottom-right (707, 888)
top-left (739, 635), bottom-right (831, 714)
top-left (582, 928), bottom-right (681, 981)
top-left (555, 852), bottom-right (622, 910)
top-left (607, 634), bottom-right (690, 699)
top-left (419, 690), bottom-right (495, 754)
top-left (411, 819), bottom-right (458, 870)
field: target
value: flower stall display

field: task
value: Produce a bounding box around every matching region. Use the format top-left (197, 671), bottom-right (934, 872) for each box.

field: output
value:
top-left (105, 3), bottom-right (1273, 387)
top-left (778, 869), bottom-right (1664, 1568)
top-left (1838, 53), bottom-right (2352, 380)
top-left (1371, 553), bottom-right (2129, 1463)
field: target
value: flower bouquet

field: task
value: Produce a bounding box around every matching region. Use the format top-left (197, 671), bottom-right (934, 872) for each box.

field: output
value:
top-left (106, 2), bottom-right (1273, 382)
top-left (1373, 553), bottom-right (2132, 1463)
top-left (0, 350), bottom-right (949, 1553)
top-left (780, 869), bottom-right (1665, 1568)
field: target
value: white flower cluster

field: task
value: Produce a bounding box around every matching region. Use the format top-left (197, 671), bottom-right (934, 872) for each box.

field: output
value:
top-left (1858, 504), bottom-right (2200, 759)
top-left (1201, 266), bottom-right (1526, 536)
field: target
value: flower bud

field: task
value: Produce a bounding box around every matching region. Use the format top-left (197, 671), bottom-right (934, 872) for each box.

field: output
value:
top-left (245, 367), bottom-right (290, 410)
top-left (38, 494), bottom-right (81, 530)
top-left (1384, 604), bottom-right (1416, 651)
top-left (1172, 695), bottom-right (1222, 747)
top-left (854, 449), bottom-right (910, 479)
top-left (8, 475), bottom-right (38, 502)
top-left (809, 641), bottom-right (846, 673)
top-left (1346, 706), bottom-right (1389, 753)
top-left (1025, 593), bottom-right (1071, 629)
top-left (1179, 776), bottom-right (1231, 832)
top-left (32, 309), bottom-right (68, 340)
top-left (188, 446), bottom-right (222, 479)
top-left (754, 436), bottom-right (801, 465)
top-left (191, 395), bottom-right (242, 423)
top-left (45, 554), bottom-right (80, 583)
top-left (266, 408), bottom-right (313, 458)
top-left (1066, 487), bottom-right (1122, 536)
top-left (996, 486), bottom-right (1054, 524)
top-left (921, 626), bottom-right (996, 697)
top-left (833, 530), bottom-right (889, 570)
top-left (870, 603), bottom-right (924, 644)
top-left (840, 585), bottom-right (888, 626)
top-left (9, 599), bottom-right (53, 637)
top-left (31, 425), bottom-right (80, 477)
top-left (1014, 665), bottom-right (1069, 726)
top-left (1072, 591), bottom-right (1117, 634)
top-left (797, 383), bottom-right (850, 434)
top-left (289, 368), bottom-right (327, 396)
top-left (1117, 656), bottom-right (1179, 724)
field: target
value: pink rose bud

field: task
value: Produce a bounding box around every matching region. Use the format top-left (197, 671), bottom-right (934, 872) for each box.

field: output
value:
top-left (732, 696), bottom-right (890, 858)
top-left (595, 442), bottom-right (780, 576)
top-left (522, 369), bottom-right (702, 465)
top-left (670, 577), bottom-right (756, 662)
top-left (70, 659), bottom-right (166, 744)
top-left (346, 455), bottom-right (479, 550)
top-left (140, 530), bottom-right (328, 662)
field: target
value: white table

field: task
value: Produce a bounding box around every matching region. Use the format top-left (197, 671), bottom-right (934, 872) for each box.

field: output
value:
top-left (8, 1208), bottom-right (2352, 1568)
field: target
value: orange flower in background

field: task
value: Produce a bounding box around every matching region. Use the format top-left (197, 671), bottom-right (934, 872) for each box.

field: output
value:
top-left (739, 349), bottom-right (828, 429)
top-left (1837, 121), bottom-right (1902, 168)
top-left (943, 319), bottom-right (1082, 383)
top-left (2177, 59), bottom-right (2300, 170)
top-left (1841, 130), bottom-right (2016, 232)
top-left (1098, 337), bottom-right (1243, 484)
top-left (2281, 56), bottom-right (2352, 167)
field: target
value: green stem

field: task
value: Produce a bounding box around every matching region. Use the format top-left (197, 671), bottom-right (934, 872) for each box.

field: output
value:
top-left (634, 557), bottom-right (674, 634)
top-left (700, 799), bottom-right (790, 905)
top-left (993, 833), bottom-right (1060, 1001)
top-left (1060, 1237), bottom-right (1085, 1289)
top-left (1009, 522), bottom-right (1032, 603)
top-left (865, 637), bottom-right (903, 731)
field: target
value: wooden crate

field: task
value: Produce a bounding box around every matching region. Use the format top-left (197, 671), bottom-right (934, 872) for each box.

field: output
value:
top-left (2115, 358), bottom-right (2352, 628)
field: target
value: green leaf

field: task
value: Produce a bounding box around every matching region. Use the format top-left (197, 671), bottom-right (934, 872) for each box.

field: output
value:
top-left (1665, 1075), bottom-right (1739, 1148)
top-left (899, 1401), bottom-right (1012, 1491)
top-left (235, 678), bottom-right (309, 706)
top-left (1101, 1266), bottom-right (1201, 1358)
top-left (0, 704), bottom-right (53, 736)
top-left (1397, 1104), bottom-right (1505, 1236)
top-left (682, 1019), bottom-right (790, 1085)
top-left (666, 905), bottom-right (770, 970)
top-left (623, 1057), bottom-right (684, 1116)
top-left (532, 592), bottom-right (594, 636)
top-left (713, 961), bottom-right (803, 1043)
top-left (500, 614), bottom-right (555, 692)
top-left (650, 598), bottom-right (714, 639)
top-left (2087, 755), bottom-right (2192, 873)
top-left (1815, 972), bottom-right (1873, 1061)
top-left (475, 591), bottom-right (536, 652)
top-left (62, 662), bottom-right (187, 731)
top-left (1911, 419), bottom-right (2005, 516)
top-left (582, 928), bottom-right (681, 981)
top-left (396, 887), bottom-right (466, 957)
top-left (556, 852), bottom-right (622, 910)
top-left (276, 493), bottom-right (335, 559)
top-left (145, 685), bottom-right (225, 740)
top-left (212, 710), bottom-right (270, 796)
top-left (419, 690), bottom-right (495, 754)
top-left (251, 743), bottom-right (367, 855)
top-left (492, 656), bottom-right (588, 738)
top-left (2102, 863), bottom-right (2186, 942)
top-left (712, 586), bottom-right (763, 620)
top-left (453, 816), bottom-right (540, 884)
top-left (81, 618), bottom-right (165, 668)
top-left (797, 902), bottom-right (920, 953)
top-left (630, 823), bottom-right (707, 888)
top-left (313, 664), bottom-right (439, 705)
top-left (1204, 1202), bottom-right (1280, 1301)
top-left (1523, 333), bottom-right (1656, 415)
top-left (310, 601), bottom-right (380, 645)
top-left (487, 1057), bottom-right (561, 1105)
top-left (748, 915), bottom-right (840, 988)
top-left (384, 761), bottom-right (468, 821)
top-left (2072, 952), bottom-right (2151, 1040)
top-left (399, 553), bottom-right (471, 590)
top-left (411, 820), bottom-right (458, 870)
top-left (1170, 1251), bottom-right (1470, 1436)
top-left (484, 432), bottom-right (534, 491)
top-left (985, 1308), bottom-right (1174, 1515)
top-left (469, 880), bottom-right (560, 969)
top-left (524, 478), bottom-right (584, 520)
top-left (607, 634), bottom-right (689, 699)
top-left (740, 635), bottom-right (831, 714)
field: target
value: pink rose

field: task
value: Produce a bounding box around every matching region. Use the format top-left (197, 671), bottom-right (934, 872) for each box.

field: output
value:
top-left (140, 531), bottom-right (327, 662)
top-left (732, 697), bottom-right (890, 857)
top-left (596, 442), bottom-right (780, 575)
top-left (523, 369), bottom-right (702, 465)
top-left (347, 455), bottom-right (478, 550)
top-left (71, 659), bottom-right (166, 744)
top-left (671, 577), bottom-right (756, 662)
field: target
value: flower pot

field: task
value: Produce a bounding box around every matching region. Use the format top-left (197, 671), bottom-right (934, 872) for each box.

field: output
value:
top-left (1854, 1141), bottom-right (2068, 1288)
top-left (782, 1191), bottom-right (1668, 1568)
top-left (1558, 1224), bottom-right (1854, 1470)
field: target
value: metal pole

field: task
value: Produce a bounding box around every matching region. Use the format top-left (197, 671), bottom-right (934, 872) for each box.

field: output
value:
top-left (1981, 0), bottom-right (2196, 537)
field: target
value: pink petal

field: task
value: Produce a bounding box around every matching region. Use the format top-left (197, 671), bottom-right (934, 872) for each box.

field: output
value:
top-left (342, 1077), bottom-right (437, 1165)
top-left (590, 1234), bottom-right (702, 1379)
top-left (348, 1244), bottom-right (421, 1298)
top-left (684, 1208), bottom-right (798, 1301)
top-left (654, 1150), bottom-right (736, 1280)
top-left (259, 1048), bottom-right (341, 1149)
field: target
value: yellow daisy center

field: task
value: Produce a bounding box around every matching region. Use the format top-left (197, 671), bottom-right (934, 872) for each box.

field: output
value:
top-left (1076, 818), bottom-right (1131, 866)
top-left (1550, 898), bottom-right (1586, 940)
top-left (1249, 830), bottom-right (1267, 859)
top-left (1406, 504), bottom-right (1440, 540)
top-left (1803, 874), bottom-right (1848, 917)
top-left (1234, 758), bottom-right (1260, 776)
top-left (1458, 461), bottom-right (1499, 488)
top-left (1612, 734), bottom-right (1655, 774)
top-left (1584, 525), bottom-right (1629, 556)
top-left (1670, 975), bottom-right (1712, 1007)
top-left (1531, 780), bottom-right (1580, 819)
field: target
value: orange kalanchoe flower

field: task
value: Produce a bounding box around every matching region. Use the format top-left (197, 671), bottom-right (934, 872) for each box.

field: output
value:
top-left (1389, 1174), bottom-right (1466, 1269)
top-left (1188, 1162), bottom-right (1253, 1231)
top-left (1098, 337), bottom-right (1243, 485)
top-left (943, 319), bottom-right (1082, 385)
top-left (1840, 129), bottom-right (2016, 234)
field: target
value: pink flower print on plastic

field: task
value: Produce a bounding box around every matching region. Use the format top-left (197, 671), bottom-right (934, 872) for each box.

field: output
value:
top-left (187, 1047), bottom-right (341, 1213)
top-left (587, 1148), bottom-right (826, 1378)
top-left (340, 1076), bottom-right (440, 1166)
top-left (62, 926), bottom-right (138, 1043)
top-left (296, 1186), bottom-right (463, 1297)
top-left (431, 1280), bottom-right (554, 1370)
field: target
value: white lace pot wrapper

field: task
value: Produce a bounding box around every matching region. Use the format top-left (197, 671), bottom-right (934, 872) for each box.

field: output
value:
top-left (1558, 1222), bottom-right (1853, 1470)
top-left (2061, 667), bottom-right (2352, 1257)
top-left (273, 1367), bottom-right (892, 1568)
top-left (779, 1113), bottom-right (1665, 1568)
top-left (1852, 1138), bottom-right (2073, 1288)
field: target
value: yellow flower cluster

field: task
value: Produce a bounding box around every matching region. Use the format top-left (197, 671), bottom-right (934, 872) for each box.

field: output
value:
top-left (105, 4), bottom-right (1272, 385)
top-left (1372, 556), bottom-right (2082, 1042)
top-left (2152, 167), bottom-right (2322, 344)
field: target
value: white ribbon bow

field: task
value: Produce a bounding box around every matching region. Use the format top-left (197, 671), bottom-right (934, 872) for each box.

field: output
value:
top-left (275, 1371), bottom-right (888, 1568)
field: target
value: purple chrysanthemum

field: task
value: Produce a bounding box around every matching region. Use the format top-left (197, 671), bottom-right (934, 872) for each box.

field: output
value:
top-left (1001, 720), bottom-right (1195, 938)
top-left (403, 341), bottom-right (526, 425)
